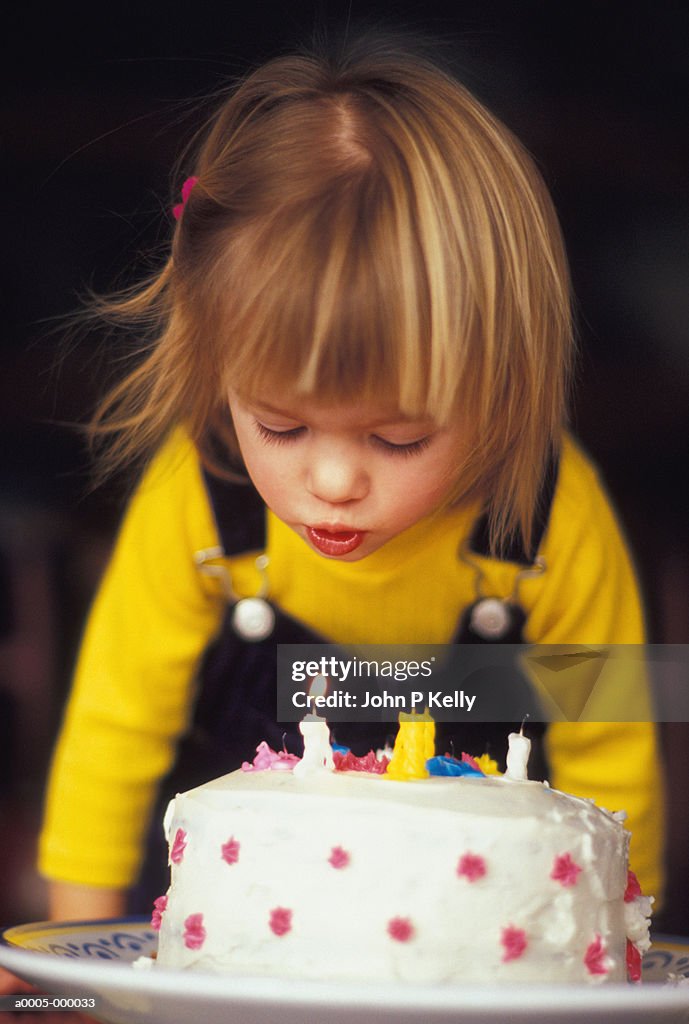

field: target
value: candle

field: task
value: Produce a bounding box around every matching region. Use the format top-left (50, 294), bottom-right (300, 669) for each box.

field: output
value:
top-left (385, 710), bottom-right (436, 781)
top-left (505, 727), bottom-right (531, 780)
top-left (293, 675), bottom-right (335, 777)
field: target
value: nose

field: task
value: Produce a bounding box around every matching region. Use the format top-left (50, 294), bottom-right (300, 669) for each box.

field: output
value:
top-left (306, 442), bottom-right (369, 504)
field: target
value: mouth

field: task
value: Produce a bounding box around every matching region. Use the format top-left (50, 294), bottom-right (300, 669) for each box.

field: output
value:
top-left (306, 526), bottom-right (366, 556)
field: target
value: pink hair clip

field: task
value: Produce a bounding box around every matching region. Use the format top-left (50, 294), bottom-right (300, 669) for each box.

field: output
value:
top-left (173, 176), bottom-right (199, 221)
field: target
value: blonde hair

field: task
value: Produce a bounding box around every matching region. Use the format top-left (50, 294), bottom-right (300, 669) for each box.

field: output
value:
top-left (89, 32), bottom-right (574, 555)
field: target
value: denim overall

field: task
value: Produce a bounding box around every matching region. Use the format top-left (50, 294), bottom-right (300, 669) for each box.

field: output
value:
top-left (133, 458), bottom-right (557, 910)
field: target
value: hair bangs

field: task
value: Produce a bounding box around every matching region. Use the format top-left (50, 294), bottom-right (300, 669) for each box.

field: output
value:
top-left (209, 161), bottom-right (458, 421)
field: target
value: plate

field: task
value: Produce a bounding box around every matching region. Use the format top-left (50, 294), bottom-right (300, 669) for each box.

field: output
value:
top-left (1, 918), bottom-right (688, 1024)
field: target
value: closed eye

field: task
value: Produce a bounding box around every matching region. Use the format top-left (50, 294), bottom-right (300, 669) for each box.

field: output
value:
top-left (372, 435), bottom-right (432, 457)
top-left (254, 420), bottom-right (432, 456)
top-left (254, 421), bottom-right (305, 444)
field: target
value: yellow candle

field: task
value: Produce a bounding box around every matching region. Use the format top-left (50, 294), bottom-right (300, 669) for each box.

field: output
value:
top-left (385, 710), bottom-right (436, 780)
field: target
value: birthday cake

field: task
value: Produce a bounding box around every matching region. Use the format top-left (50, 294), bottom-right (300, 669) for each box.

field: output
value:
top-left (152, 730), bottom-right (652, 985)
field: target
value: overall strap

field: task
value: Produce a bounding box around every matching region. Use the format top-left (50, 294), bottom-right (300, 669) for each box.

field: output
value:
top-left (202, 470), bottom-right (266, 555)
top-left (467, 454), bottom-right (559, 564)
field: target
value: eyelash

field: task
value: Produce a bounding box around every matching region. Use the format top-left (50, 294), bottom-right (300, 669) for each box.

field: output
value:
top-left (254, 422), bottom-right (305, 445)
top-left (253, 421), bottom-right (432, 457)
top-left (372, 435), bottom-right (432, 457)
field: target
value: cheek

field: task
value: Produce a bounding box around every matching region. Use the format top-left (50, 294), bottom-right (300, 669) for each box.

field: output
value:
top-left (238, 442), bottom-right (297, 508)
top-left (396, 453), bottom-right (456, 499)
top-left (381, 463), bottom-right (450, 522)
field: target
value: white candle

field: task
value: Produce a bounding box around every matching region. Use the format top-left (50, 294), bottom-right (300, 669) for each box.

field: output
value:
top-left (505, 729), bottom-right (531, 780)
top-left (293, 675), bottom-right (335, 776)
top-left (293, 718), bottom-right (335, 775)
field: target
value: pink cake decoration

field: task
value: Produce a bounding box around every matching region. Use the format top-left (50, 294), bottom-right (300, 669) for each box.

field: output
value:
top-left (241, 741), bottom-right (300, 772)
top-left (183, 913), bottom-right (206, 950)
top-left (221, 837), bottom-right (241, 865)
top-left (387, 917), bottom-right (414, 942)
top-left (501, 925), bottom-right (527, 962)
top-left (170, 828), bottom-right (187, 864)
top-left (626, 939), bottom-right (642, 982)
top-left (550, 852), bottom-right (582, 887)
top-left (622, 870), bottom-right (650, 981)
top-left (456, 852), bottom-right (487, 882)
top-left (624, 869), bottom-right (642, 902)
top-left (460, 752), bottom-right (482, 771)
top-left (333, 749), bottom-right (389, 774)
top-left (150, 894), bottom-right (168, 931)
top-left (584, 934), bottom-right (610, 976)
top-left (328, 845), bottom-right (351, 869)
top-left (269, 907), bottom-right (293, 936)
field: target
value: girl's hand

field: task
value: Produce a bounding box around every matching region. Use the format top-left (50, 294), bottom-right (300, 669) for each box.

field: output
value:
top-left (0, 965), bottom-right (33, 995)
top-left (0, 966), bottom-right (99, 1023)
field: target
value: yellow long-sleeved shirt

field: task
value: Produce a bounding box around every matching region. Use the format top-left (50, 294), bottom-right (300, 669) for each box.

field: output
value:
top-left (39, 429), bottom-right (664, 899)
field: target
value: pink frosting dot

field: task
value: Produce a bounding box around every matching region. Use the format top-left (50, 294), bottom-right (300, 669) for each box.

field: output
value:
top-left (328, 846), bottom-right (351, 869)
top-left (584, 934), bottom-right (610, 976)
top-left (626, 939), bottom-right (642, 982)
top-left (269, 907), bottom-right (293, 936)
top-left (150, 894), bottom-right (168, 931)
top-left (387, 917), bottom-right (414, 943)
top-left (183, 913), bottom-right (206, 950)
top-left (456, 852), bottom-right (487, 882)
top-left (624, 869), bottom-right (643, 903)
top-left (221, 837), bottom-right (241, 865)
top-left (170, 828), bottom-right (187, 865)
top-left (501, 925), bottom-right (527, 962)
top-left (551, 852), bottom-right (582, 887)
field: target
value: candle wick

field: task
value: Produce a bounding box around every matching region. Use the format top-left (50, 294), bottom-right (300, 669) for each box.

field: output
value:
top-left (519, 713), bottom-right (530, 735)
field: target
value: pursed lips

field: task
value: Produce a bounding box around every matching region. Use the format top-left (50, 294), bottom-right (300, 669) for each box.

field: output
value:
top-left (306, 526), bottom-right (367, 556)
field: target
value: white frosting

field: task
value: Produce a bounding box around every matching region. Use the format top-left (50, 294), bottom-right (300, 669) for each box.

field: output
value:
top-left (154, 768), bottom-right (642, 984)
top-left (132, 955), bottom-right (155, 971)
top-left (625, 895), bottom-right (654, 953)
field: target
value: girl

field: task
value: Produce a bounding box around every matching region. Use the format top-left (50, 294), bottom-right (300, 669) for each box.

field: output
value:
top-left (38, 31), bottom-right (663, 921)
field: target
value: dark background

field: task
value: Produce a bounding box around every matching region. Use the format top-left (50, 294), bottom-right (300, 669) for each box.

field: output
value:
top-left (2, 1), bottom-right (688, 931)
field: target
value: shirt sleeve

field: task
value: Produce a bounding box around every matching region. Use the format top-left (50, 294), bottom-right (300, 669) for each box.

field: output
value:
top-left (525, 437), bottom-right (664, 902)
top-left (38, 430), bottom-right (224, 889)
